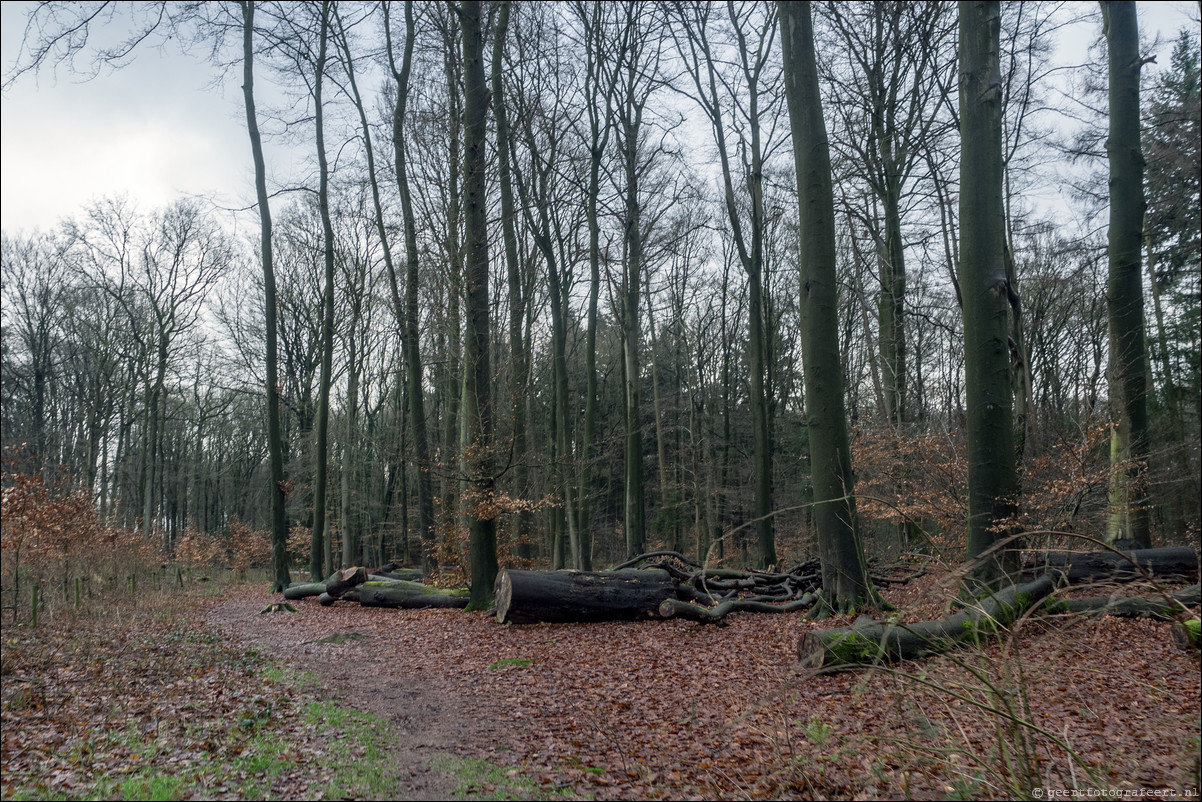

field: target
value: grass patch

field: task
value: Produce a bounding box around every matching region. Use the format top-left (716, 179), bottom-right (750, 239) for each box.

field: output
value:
top-left (0, 578), bottom-right (401, 801)
top-left (303, 700), bottom-right (399, 799)
top-left (429, 755), bottom-right (580, 800)
top-left (488, 657), bottom-right (533, 670)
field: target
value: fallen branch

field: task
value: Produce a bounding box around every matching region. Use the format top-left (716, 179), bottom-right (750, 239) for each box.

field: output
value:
top-left (659, 595), bottom-right (815, 624)
top-left (324, 567), bottom-right (368, 599)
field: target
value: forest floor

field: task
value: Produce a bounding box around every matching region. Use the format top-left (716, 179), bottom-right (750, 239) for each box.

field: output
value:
top-left (2, 565), bottom-right (1199, 801)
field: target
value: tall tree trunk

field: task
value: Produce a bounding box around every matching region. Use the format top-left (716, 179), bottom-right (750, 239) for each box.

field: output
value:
top-left (310, 1), bottom-right (336, 580)
top-left (460, 0), bottom-right (498, 607)
top-left (239, 0), bottom-right (290, 593)
top-left (341, 338), bottom-right (360, 567)
top-left (677, 4), bottom-right (776, 566)
top-left (490, 1), bottom-right (531, 564)
top-left (779, 0), bottom-right (871, 610)
top-left (621, 100), bottom-right (646, 561)
top-left (645, 275), bottom-right (671, 549)
top-left (1102, 0), bottom-right (1151, 548)
top-left (576, 2), bottom-right (614, 572)
top-left (384, 0), bottom-right (437, 574)
top-left (958, 0), bottom-right (1019, 584)
top-left (443, 19), bottom-right (464, 540)
top-left (332, 4), bottom-right (402, 564)
top-left (880, 191), bottom-right (907, 427)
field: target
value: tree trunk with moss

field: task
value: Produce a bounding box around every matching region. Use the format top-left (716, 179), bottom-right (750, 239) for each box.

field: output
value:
top-left (1101, 1), bottom-right (1151, 548)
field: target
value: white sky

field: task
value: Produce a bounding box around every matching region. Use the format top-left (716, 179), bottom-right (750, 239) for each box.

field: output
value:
top-left (1, 1), bottom-right (1197, 236)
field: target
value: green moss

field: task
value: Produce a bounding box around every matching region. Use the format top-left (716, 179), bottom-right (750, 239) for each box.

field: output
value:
top-left (488, 657), bottom-right (533, 670)
top-left (360, 580), bottom-right (469, 597)
top-left (1041, 598), bottom-right (1070, 615)
top-left (827, 630), bottom-right (884, 664)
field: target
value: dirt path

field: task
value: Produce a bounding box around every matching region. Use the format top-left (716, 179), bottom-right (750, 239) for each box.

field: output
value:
top-left (200, 580), bottom-right (1202, 801)
top-left (205, 595), bottom-right (487, 800)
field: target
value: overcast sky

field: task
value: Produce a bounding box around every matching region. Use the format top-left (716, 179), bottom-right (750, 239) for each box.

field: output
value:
top-left (1, 1), bottom-right (1197, 236)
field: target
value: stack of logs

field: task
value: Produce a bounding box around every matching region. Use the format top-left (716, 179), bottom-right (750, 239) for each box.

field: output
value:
top-left (283, 546), bottom-right (1199, 669)
top-left (284, 564), bottom-right (470, 609)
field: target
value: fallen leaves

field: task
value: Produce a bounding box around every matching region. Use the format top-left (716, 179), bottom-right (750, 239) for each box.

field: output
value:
top-left (0, 601), bottom-right (374, 800)
top-left (3, 569), bottom-right (1198, 801)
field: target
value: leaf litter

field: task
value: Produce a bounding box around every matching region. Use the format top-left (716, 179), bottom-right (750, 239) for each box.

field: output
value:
top-left (3, 569), bottom-right (1199, 800)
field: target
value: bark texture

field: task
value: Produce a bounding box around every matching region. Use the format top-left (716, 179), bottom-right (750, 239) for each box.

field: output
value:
top-left (1022, 547), bottom-right (1198, 585)
top-left (958, 0), bottom-right (1018, 585)
top-left (494, 568), bottom-right (676, 625)
top-left (460, 0), bottom-right (498, 607)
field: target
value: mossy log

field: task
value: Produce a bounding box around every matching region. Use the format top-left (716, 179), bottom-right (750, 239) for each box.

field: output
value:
top-left (352, 580), bottom-right (469, 609)
top-left (1044, 583), bottom-right (1200, 620)
top-left (798, 576), bottom-right (1056, 671)
top-left (494, 568), bottom-right (677, 624)
top-left (1172, 619), bottom-right (1200, 651)
top-left (1022, 547), bottom-right (1197, 585)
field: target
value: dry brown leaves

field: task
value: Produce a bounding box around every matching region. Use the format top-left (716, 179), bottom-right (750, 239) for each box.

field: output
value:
top-left (213, 570), bottom-right (1201, 800)
top-left (1, 599), bottom-right (342, 800)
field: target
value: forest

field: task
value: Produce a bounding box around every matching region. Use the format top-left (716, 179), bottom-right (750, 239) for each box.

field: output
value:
top-left (2, 0), bottom-right (1197, 599)
top-left (1, 1), bottom-right (1200, 799)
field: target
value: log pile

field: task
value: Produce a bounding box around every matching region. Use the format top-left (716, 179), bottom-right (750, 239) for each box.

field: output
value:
top-left (284, 549), bottom-right (1198, 671)
top-left (493, 551), bottom-right (927, 625)
top-left (283, 565), bottom-right (469, 610)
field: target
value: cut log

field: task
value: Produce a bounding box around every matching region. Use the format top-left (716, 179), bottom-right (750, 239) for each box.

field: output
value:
top-left (494, 568), bottom-right (676, 624)
top-left (798, 576), bottom-right (1057, 671)
top-left (353, 580), bottom-right (470, 609)
top-left (283, 582), bottom-right (327, 600)
top-left (1045, 583), bottom-right (1200, 620)
top-left (324, 567), bottom-right (368, 599)
top-left (1022, 547), bottom-right (1197, 585)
